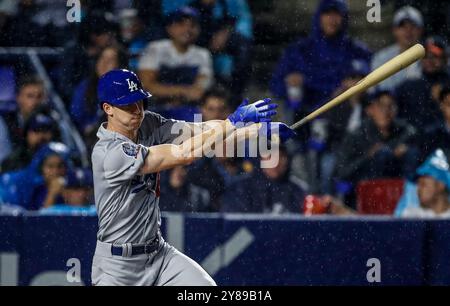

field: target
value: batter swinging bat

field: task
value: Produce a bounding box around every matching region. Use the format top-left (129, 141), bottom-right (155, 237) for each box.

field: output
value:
top-left (290, 43), bottom-right (425, 130)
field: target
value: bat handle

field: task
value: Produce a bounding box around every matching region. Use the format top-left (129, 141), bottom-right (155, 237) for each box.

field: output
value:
top-left (290, 118), bottom-right (308, 130)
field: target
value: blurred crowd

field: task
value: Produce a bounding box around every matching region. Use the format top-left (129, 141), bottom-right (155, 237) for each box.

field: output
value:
top-left (1, 0), bottom-right (450, 218)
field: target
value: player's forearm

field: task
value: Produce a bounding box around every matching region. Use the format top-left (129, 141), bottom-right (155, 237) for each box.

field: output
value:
top-left (181, 120), bottom-right (235, 159)
top-left (221, 123), bottom-right (262, 156)
top-left (140, 120), bottom-right (235, 174)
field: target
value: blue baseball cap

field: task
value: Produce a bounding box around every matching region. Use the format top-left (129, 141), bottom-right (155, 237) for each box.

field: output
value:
top-left (97, 69), bottom-right (152, 108)
top-left (416, 149), bottom-right (450, 190)
top-left (166, 7), bottom-right (200, 26)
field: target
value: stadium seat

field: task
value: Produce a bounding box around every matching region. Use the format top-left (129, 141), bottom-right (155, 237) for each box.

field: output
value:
top-left (356, 178), bottom-right (405, 215)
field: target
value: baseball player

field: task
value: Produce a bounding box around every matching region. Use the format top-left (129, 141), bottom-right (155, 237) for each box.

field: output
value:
top-left (90, 69), bottom-right (294, 286)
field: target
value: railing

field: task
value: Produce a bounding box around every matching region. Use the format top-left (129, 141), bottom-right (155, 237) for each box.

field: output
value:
top-left (0, 47), bottom-right (89, 167)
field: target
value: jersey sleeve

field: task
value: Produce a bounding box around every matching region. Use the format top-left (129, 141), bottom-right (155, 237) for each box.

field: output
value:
top-left (103, 141), bottom-right (149, 184)
top-left (141, 111), bottom-right (194, 145)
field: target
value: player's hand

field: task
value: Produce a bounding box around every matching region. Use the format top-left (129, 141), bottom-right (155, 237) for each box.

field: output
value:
top-left (260, 122), bottom-right (296, 143)
top-left (227, 98), bottom-right (278, 126)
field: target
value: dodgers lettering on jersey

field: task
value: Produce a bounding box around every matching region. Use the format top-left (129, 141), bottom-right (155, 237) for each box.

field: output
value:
top-left (92, 111), bottom-right (188, 244)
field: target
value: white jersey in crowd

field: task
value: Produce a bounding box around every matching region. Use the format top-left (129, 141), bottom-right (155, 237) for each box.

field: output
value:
top-left (371, 44), bottom-right (422, 91)
top-left (138, 39), bottom-right (213, 89)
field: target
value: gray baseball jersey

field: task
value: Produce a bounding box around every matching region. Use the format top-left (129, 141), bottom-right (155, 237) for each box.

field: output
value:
top-left (92, 111), bottom-right (184, 244)
top-left (91, 111), bottom-right (215, 286)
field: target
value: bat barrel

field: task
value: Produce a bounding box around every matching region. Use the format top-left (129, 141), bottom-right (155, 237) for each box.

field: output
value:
top-left (289, 44), bottom-right (425, 130)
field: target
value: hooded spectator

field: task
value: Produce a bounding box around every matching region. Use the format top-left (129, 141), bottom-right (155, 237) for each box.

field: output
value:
top-left (0, 142), bottom-right (72, 210)
top-left (270, 0), bottom-right (371, 117)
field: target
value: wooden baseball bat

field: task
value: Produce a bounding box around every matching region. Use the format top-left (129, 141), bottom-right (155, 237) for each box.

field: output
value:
top-left (290, 43), bottom-right (425, 130)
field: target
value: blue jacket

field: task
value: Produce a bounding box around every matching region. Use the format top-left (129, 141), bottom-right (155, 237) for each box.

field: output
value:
top-left (270, 0), bottom-right (371, 112)
top-left (0, 143), bottom-right (72, 210)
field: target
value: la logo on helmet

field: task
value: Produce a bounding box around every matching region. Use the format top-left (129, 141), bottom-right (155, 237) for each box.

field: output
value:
top-left (126, 78), bottom-right (138, 92)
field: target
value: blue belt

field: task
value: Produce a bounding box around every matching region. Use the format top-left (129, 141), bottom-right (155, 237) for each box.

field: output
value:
top-left (111, 236), bottom-right (160, 256)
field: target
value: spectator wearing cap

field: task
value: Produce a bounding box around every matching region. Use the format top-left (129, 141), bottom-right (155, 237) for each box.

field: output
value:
top-left (317, 60), bottom-right (370, 193)
top-left (60, 11), bottom-right (119, 101)
top-left (1, 112), bottom-right (58, 173)
top-left (221, 147), bottom-right (308, 214)
top-left (183, 0), bottom-right (253, 104)
top-left (371, 6), bottom-right (424, 92)
top-left (396, 36), bottom-right (449, 130)
top-left (418, 86), bottom-right (450, 161)
top-left (138, 6), bottom-right (214, 113)
top-left (38, 168), bottom-right (95, 214)
top-left (335, 90), bottom-right (419, 188)
top-left (270, 0), bottom-right (371, 120)
top-left (395, 149), bottom-right (450, 218)
top-left (70, 45), bottom-right (129, 151)
top-left (1, 75), bottom-right (49, 151)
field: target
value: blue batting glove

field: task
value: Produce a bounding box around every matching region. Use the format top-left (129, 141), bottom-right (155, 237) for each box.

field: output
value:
top-left (228, 98), bottom-right (278, 126)
top-left (260, 122), bottom-right (297, 143)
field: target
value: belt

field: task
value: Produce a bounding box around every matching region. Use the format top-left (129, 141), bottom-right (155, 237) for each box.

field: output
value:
top-left (111, 235), bottom-right (161, 257)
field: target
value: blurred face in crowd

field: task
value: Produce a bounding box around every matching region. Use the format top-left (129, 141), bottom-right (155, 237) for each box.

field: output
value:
top-left (262, 151), bottom-right (289, 181)
top-left (91, 32), bottom-right (115, 50)
top-left (417, 176), bottom-right (446, 208)
top-left (104, 101), bottom-right (145, 132)
top-left (27, 129), bottom-right (53, 150)
top-left (41, 155), bottom-right (66, 182)
top-left (320, 10), bottom-right (343, 38)
top-left (17, 84), bottom-right (46, 118)
top-left (170, 166), bottom-right (187, 189)
top-left (96, 47), bottom-right (120, 77)
top-left (422, 51), bottom-right (447, 75)
top-left (393, 21), bottom-right (423, 49)
top-left (200, 0), bottom-right (216, 5)
top-left (440, 94), bottom-right (450, 123)
top-left (167, 18), bottom-right (200, 48)
top-left (121, 16), bottom-right (144, 42)
top-left (201, 96), bottom-right (228, 121)
top-left (367, 94), bottom-right (397, 130)
top-left (63, 187), bottom-right (92, 207)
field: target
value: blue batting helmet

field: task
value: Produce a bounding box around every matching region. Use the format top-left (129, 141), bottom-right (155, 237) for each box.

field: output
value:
top-left (97, 69), bottom-right (152, 108)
